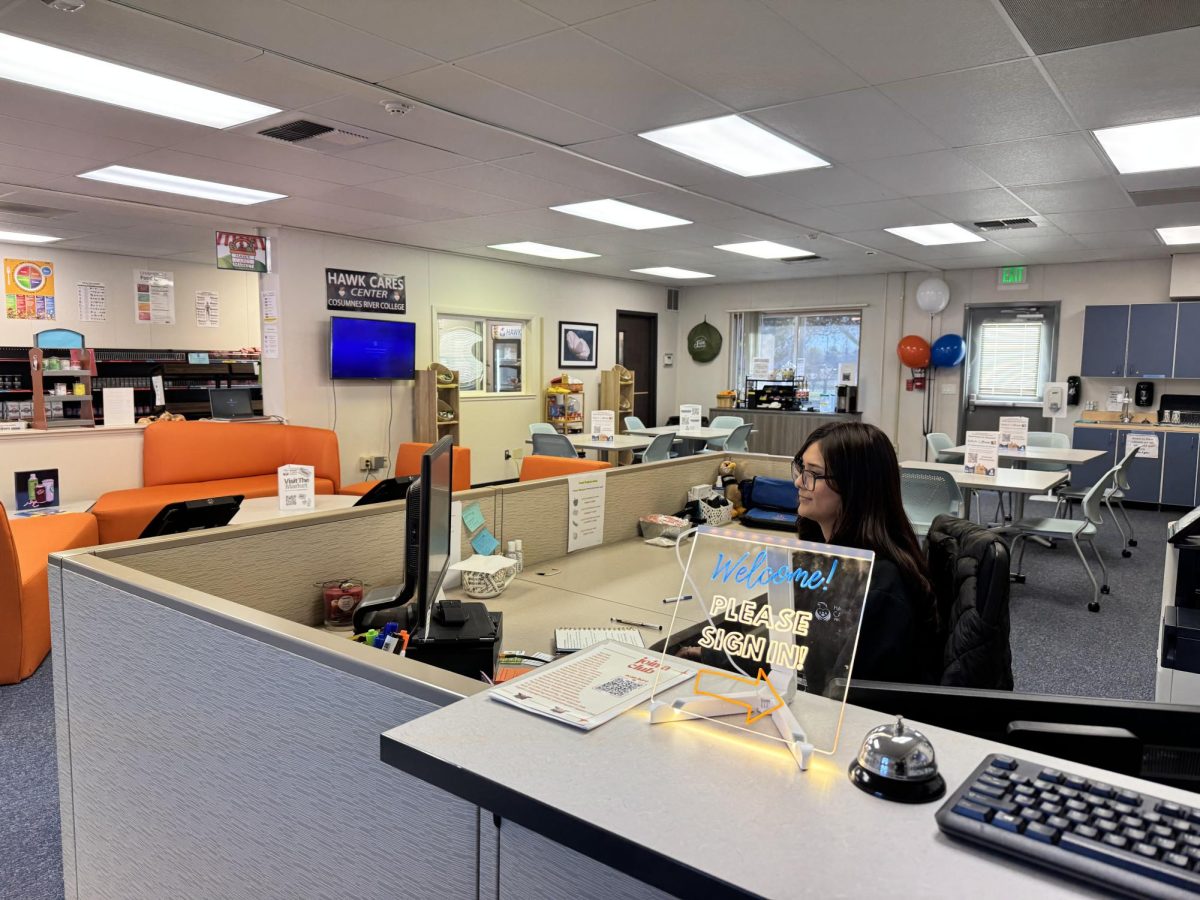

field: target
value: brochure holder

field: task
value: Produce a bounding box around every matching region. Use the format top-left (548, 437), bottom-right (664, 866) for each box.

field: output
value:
top-left (649, 525), bottom-right (875, 772)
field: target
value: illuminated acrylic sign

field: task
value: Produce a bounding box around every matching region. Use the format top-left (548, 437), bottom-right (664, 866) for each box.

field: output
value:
top-left (650, 526), bottom-right (874, 770)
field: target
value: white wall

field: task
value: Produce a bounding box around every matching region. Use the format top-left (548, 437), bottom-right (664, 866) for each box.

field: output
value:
top-left (267, 228), bottom-right (678, 486)
top-left (0, 242), bottom-right (260, 351)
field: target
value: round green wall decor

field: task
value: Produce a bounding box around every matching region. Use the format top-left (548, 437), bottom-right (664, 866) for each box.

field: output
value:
top-left (687, 318), bottom-right (723, 363)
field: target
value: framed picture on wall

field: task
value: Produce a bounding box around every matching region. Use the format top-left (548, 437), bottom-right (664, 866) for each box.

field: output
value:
top-left (558, 321), bottom-right (598, 369)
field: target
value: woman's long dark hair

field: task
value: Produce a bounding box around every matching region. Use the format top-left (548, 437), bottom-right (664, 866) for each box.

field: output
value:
top-left (795, 421), bottom-right (932, 598)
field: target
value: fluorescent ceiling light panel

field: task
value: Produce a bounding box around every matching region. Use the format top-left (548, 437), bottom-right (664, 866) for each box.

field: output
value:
top-left (885, 223), bottom-right (985, 246)
top-left (1156, 226), bottom-right (1200, 245)
top-left (639, 115), bottom-right (829, 177)
top-left (0, 32), bottom-right (279, 129)
top-left (79, 165), bottom-right (286, 205)
top-left (488, 241), bottom-right (599, 259)
top-left (1094, 115), bottom-right (1200, 174)
top-left (0, 230), bottom-right (60, 243)
top-left (714, 240), bottom-right (815, 259)
top-left (550, 199), bottom-right (691, 230)
top-left (631, 266), bottom-right (714, 279)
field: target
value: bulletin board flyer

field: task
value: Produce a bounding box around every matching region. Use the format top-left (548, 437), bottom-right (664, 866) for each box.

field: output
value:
top-left (491, 642), bottom-right (693, 730)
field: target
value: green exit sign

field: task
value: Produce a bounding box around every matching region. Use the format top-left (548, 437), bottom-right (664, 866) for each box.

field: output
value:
top-left (998, 265), bottom-right (1028, 288)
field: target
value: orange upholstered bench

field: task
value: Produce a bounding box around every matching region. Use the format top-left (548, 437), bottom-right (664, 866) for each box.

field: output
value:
top-left (342, 442), bottom-right (472, 496)
top-left (519, 456), bottom-right (611, 481)
top-left (91, 420), bottom-right (341, 543)
top-left (1, 504), bottom-right (98, 683)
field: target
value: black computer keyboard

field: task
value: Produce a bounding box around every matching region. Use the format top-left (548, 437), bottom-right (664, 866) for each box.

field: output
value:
top-left (936, 755), bottom-right (1200, 899)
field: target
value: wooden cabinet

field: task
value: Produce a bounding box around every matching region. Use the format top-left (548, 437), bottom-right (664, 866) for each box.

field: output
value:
top-left (1125, 304), bottom-right (1177, 378)
top-left (29, 347), bottom-right (96, 429)
top-left (599, 365), bottom-right (635, 430)
top-left (1080, 305), bottom-right (1129, 377)
top-left (415, 363), bottom-right (460, 444)
top-left (1161, 432), bottom-right (1199, 507)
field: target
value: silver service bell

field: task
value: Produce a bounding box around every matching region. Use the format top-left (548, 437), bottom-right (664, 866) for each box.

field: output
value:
top-left (848, 716), bottom-right (946, 803)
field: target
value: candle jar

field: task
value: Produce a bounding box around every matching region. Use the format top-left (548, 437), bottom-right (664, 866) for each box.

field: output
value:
top-left (73, 382), bottom-right (86, 396)
top-left (319, 579), bottom-right (365, 629)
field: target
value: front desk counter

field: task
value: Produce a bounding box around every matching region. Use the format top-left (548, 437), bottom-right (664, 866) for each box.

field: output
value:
top-left (383, 674), bottom-right (1200, 900)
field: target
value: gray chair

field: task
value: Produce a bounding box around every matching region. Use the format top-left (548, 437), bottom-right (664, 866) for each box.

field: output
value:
top-left (641, 431), bottom-right (677, 463)
top-left (722, 423), bottom-right (752, 453)
top-left (926, 432), bottom-right (963, 464)
top-left (1057, 444), bottom-right (1138, 557)
top-left (706, 415), bottom-right (745, 450)
top-left (900, 467), bottom-right (963, 539)
top-left (623, 415), bottom-right (646, 432)
top-left (529, 422), bottom-right (557, 435)
top-left (1025, 431), bottom-right (1071, 473)
top-left (1009, 467), bottom-right (1117, 612)
top-left (530, 432), bottom-right (577, 458)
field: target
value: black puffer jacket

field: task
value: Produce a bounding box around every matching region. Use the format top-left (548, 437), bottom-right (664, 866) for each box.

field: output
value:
top-left (927, 514), bottom-right (1014, 690)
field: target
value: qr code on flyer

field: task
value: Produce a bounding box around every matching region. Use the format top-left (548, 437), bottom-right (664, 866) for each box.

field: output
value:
top-left (595, 676), bottom-right (643, 698)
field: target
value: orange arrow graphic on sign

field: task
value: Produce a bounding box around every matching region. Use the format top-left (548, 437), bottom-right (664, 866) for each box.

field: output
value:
top-left (694, 668), bottom-right (784, 725)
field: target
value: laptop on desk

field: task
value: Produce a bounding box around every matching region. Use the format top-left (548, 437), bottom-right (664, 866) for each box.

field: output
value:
top-left (208, 388), bottom-right (271, 423)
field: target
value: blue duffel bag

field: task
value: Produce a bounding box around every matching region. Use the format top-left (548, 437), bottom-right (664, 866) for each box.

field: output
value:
top-left (737, 476), bottom-right (799, 532)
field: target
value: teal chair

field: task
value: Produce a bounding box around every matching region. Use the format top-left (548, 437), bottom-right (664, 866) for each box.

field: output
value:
top-left (641, 432), bottom-right (676, 463)
top-left (529, 423), bottom-right (557, 435)
top-left (623, 415), bottom-right (646, 432)
top-left (1025, 431), bottom-right (1071, 473)
top-left (900, 467), bottom-right (963, 539)
top-left (722, 423), bottom-right (752, 453)
top-left (925, 432), bottom-right (963, 464)
top-left (706, 415), bottom-right (745, 450)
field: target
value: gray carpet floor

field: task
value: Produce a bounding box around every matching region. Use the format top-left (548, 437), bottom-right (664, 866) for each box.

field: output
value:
top-left (0, 503), bottom-right (1178, 899)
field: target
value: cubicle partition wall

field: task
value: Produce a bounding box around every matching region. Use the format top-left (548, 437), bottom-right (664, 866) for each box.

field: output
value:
top-left (49, 455), bottom-right (788, 899)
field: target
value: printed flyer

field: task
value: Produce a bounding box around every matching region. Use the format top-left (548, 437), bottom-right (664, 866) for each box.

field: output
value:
top-left (135, 270), bottom-right (174, 324)
top-left (590, 409), bottom-right (615, 442)
top-left (5, 259), bottom-right (55, 320)
top-left (998, 416), bottom-right (1028, 453)
top-left (964, 431), bottom-right (1000, 476)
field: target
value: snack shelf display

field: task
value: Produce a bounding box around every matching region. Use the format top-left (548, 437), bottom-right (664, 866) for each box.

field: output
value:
top-left (546, 375), bottom-right (584, 435)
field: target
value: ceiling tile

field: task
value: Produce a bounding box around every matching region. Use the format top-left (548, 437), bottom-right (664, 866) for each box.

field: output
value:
top-left (118, 0), bottom-right (437, 83)
top-left (704, 211), bottom-right (817, 240)
top-left (751, 88), bottom-right (945, 163)
top-left (1012, 178), bottom-right (1132, 214)
top-left (1120, 167), bottom-right (1200, 194)
top-left (0, 165), bottom-right (87, 191)
top-left (330, 139), bottom-right (474, 175)
top-left (1137, 202), bottom-right (1200, 229)
top-left (285, 0), bottom-right (562, 61)
top-left (117, 148), bottom-right (337, 198)
top-left (304, 185), bottom-right (461, 222)
top-left (579, 0), bottom-right (863, 110)
top-left (1045, 207), bottom-right (1148, 233)
top-left (520, 0), bottom-right (652, 25)
top-left (850, 151), bottom-right (995, 196)
top-left (679, 175), bottom-right (828, 226)
top-left (249, 196), bottom-right (412, 230)
top-left (900, 240), bottom-right (1013, 261)
top-left (495, 150), bottom-right (655, 197)
top-left (753, 166), bottom-right (898, 206)
top-left (354, 222), bottom-right (480, 250)
top-left (983, 233), bottom-right (1080, 253)
top-left (956, 133), bottom-right (1111, 186)
top-left (457, 30), bottom-right (726, 134)
top-left (171, 132), bottom-right (397, 186)
top-left (763, 0), bottom-right (1027, 84)
top-left (0, 141), bottom-right (110, 176)
top-left (367, 174), bottom-right (528, 216)
top-left (1042, 26), bottom-right (1200, 128)
top-left (421, 164), bottom-right (595, 206)
top-left (613, 191), bottom-right (742, 223)
top-left (820, 198), bottom-right (944, 231)
top-left (569, 135), bottom-right (720, 186)
top-left (881, 61), bottom-right (1075, 146)
top-left (381, 65), bottom-right (618, 145)
top-left (1074, 230), bottom-right (1161, 249)
top-left (915, 188), bottom-right (1034, 221)
top-left (0, 115), bottom-right (154, 164)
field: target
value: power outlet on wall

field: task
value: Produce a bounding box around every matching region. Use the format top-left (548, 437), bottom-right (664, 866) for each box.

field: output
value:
top-left (359, 455), bottom-right (389, 472)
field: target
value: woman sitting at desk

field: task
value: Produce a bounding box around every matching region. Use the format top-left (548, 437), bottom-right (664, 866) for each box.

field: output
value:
top-left (793, 421), bottom-right (940, 687)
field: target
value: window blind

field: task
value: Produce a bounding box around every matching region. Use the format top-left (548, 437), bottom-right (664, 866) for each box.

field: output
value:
top-left (976, 321), bottom-right (1043, 399)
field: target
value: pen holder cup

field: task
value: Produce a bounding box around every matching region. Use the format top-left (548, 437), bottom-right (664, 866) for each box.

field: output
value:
top-left (461, 562), bottom-right (518, 599)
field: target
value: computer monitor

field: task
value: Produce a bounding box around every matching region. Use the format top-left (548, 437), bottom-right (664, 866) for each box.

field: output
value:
top-left (351, 437), bottom-right (454, 635)
top-left (138, 495), bottom-right (244, 539)
top-left (208, 388), bottom-right (255, 420)
top-left (352, 475), bottom-right (416, 507)
top-left (845, 681), bottom-right (1200, 792)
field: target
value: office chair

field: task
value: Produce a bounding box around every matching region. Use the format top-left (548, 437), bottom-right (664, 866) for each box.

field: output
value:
top-left (722, 423), bottom-right (752, 453)
top-left (640, 431), bottom-right (677, 463)
top-left (925, 432), bottom-right (963, 464)
top-left (1009, 467), bottom-right (1117, 612)
top-left (900, 467), bottom-right (963, 540)
top-left (1026, 431), bottom-right (1071, 472)
top-left (529, 422), bottom-right (557, 435)
top-left (623, 415), bottom-right (646, 433)
top-left (926, 514), bottom-right (1013, 690)
top-left (530, 432), bottom-right (578, 458)
top-left (705, 415), bottom-right (745, 450)
top-left (1057, 444), bottom-right (1138, 557)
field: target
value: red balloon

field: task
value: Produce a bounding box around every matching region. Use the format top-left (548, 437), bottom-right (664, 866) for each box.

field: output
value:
top-left (897, 335), bottom-right (931, 368)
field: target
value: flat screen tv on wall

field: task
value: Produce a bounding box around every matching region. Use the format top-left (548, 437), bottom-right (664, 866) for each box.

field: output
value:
top-left (329, 316), bottom-right (416, 380)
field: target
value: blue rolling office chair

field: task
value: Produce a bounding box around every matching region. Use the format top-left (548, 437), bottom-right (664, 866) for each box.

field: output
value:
top-left (706, 415), bottom-right (745, 450)
top-left (721, 423), bottom-right (752, 453)
top-left (530, 432), bottom-right (578, 458)
top-left (900, 467), bottom-right (963, 540)
top-left (641, 432), bottom-right (677, 463)
top-left (529, 423), bottom-right (557, 436)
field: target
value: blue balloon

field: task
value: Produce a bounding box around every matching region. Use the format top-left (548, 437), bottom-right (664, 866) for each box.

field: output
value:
top-left (930, 333), bottom-right (965, 368)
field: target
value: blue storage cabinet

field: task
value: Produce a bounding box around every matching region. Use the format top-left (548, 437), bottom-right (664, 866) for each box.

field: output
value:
top-left (1175, 303), bottom-right (1200, 379)
top-left (1118, 431), bottom-right (1164, 503)
top-left (1070, 426), bottom-right (1116, 489)
top-left (1125, 304), bottom-right (1178, 378)
top-left (1162, 431), bottom-right (1199, 507)
top-left (1080, 305), bottom-right (1130, 377)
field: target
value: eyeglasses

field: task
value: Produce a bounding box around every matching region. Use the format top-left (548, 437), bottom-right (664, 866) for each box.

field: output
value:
top-left (791, 462), bottom-right (834, 491)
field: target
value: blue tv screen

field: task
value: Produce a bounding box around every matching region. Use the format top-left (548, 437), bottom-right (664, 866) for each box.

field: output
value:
top-left (330, 316), bottom-right (416, 380)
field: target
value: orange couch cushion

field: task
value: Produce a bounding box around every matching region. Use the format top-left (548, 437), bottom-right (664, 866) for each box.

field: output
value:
top-left (91, 476), bottom-right (335, 544)
top-left (142, 420), bottom-right (341, 491)
top-left (342, 442), bottom-right (472, 496)
top-left (1, 506), bottom-right (98, 684)
top-left (519, 456), bottom-right (611, 482)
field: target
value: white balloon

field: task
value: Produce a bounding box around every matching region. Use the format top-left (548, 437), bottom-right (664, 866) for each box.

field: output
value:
top-left (915, 277), bottom-right (950, 314)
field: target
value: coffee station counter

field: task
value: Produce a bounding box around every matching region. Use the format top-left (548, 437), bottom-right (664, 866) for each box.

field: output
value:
top-left (708, 407), bottom-right (861, 456)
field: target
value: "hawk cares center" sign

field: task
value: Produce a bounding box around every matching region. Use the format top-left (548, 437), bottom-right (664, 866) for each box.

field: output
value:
top-left (325, 268), bottom-right (406, 314)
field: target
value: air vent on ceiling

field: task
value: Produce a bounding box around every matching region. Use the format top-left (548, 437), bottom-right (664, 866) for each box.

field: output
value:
top-left (258, 119), bottom-right (334, 143)
top-left (1130, 187), bottom-right (1200, 207)
top-left (997, 0), bottom-right (1200, 55)
top-left (0, 201), bottom-right (69, 218)
top-left (974, 218), bottom-right (1037, 232)
top-left (781, 255), bottom-right (823, 263)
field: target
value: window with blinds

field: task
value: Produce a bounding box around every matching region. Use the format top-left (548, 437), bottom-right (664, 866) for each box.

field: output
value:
top-left (975, 320), bottom-right (1045, 400)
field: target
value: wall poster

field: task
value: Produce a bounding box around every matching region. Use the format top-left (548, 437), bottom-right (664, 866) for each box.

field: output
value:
top-left (5, 259), bottom-right (55, 320)
top-left (135, 270), bottom-right (174, 324)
